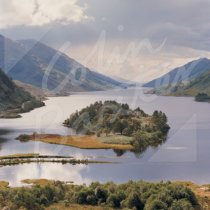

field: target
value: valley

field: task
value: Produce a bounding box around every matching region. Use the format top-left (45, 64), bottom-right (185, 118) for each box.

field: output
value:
top-left (1, 1), bottom-right (210, 209)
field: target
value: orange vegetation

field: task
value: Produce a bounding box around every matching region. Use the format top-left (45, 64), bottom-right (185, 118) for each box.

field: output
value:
top-left (45, 203), bottom-right (112, 210)
top-left (0, 181), bottom-right (9, 189)
top-left (176, 181), bottom-right (210, 209)
top-left (30, 134), bottom-right (134, 150)
top-left (21, 179), bottom-right (55, 186)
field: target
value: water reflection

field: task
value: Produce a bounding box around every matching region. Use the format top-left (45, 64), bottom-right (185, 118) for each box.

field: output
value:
top-left (1, 88), bottom-right (210, 185)
top-left (0, 163), bottom-right (92, 186)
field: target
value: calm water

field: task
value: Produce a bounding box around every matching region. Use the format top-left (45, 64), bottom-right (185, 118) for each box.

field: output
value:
top-left (0, 88), bottom-right (210, 186)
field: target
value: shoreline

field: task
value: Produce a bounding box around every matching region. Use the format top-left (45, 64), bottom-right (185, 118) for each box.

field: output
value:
top-left (0, 153), bottom-right (117, 167)
top-left (16, 134), bottom-right (134, 150)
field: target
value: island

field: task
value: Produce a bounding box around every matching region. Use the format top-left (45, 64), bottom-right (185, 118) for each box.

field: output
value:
top-left (63, 101), bottom-right (170, 153)
top-left (17, 101), bottom-right (170, 154)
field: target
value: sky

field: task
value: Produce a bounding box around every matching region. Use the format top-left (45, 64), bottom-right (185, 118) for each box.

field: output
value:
top-left (1, 0), bottom-right (210, 82)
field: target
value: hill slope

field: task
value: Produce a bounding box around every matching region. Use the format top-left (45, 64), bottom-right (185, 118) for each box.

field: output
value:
top-left (14, 80), bottom-right (55, 100)
top-left (144, 58), bottom-right (210, 88)
top-left (0, 68), bottom-right (44, 118)
top-left (0, 35), bottom-right (124, 93)
top-left (155, 70), bottom-right (210, 96)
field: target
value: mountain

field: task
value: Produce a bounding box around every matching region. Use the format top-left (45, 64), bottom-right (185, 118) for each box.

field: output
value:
top-left (14, 80), bottom-right (59, 100)
top-left (0, 68), bottom-right (44, 118)
top-left (0, 35), bottom-right (125, 93)
top-left (112, 76), bottom-right (143, 87)
top-left (144, 58), bottom-right (210, 88)
top-left (155, 69), bottom-right (210, 96)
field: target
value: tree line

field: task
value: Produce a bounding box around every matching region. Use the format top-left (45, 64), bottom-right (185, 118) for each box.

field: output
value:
top-left (0, 180), bottom-right (199, 210)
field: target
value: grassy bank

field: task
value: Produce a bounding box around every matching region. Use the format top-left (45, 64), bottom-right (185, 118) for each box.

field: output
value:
top-left (17, 134), bottom-right (134, 150)
top-left (0, 181), bottom-right (9, 189)
top-left (45, 204), bottom-right (112, 210)
top-left (0, 153), bottom-right (116, 167)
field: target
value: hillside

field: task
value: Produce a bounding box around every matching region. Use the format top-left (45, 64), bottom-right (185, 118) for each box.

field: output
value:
top-left (0, 69), bottom-right (44, 118)
top-left (14, 80), bottom-right (67, 100)
top-left (152, 70), bottom-right (210, 97)
top-left (144, 58), bottom-right (210, 88)
top-left (0, 35), bottom-right (125, 94)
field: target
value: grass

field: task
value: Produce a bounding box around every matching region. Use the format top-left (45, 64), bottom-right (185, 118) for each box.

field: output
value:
top-left (0, 153), bottom-right (40, 159)
top-left (22, 179), bottom-right (56, 186)
top-left (175, 181), bottom-right (210, 210)
top-left (0, 153), bottom-right (116, 167)
top-left (0, 181), bottom-right (9, 189)
top-left (17, 134), bottom-right (134, 150)
top-left (22, 179), bottom-right (74, 186)
top-left (99, 134), bottom-right (133, 145)
top-left (45, 203), bottom-right (112, 210)
top-left (0, 153), bottom-right (78, 159)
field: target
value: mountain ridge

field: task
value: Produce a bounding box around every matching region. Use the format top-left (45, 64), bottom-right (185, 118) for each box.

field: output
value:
top-left (0, 35), bottom-right (125, 94)
top-left (0, 68), bottom-right (44, 118)
top-left (144, 57), bottom-right (210, 88)
top-left (154, 69), bottom-right (210, 97)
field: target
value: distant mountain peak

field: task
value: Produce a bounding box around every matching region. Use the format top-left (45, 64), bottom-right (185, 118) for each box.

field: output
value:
top-left (144, 57), bottom-right (210, 88)
top-left (198, 57), bottom-right (209, 61)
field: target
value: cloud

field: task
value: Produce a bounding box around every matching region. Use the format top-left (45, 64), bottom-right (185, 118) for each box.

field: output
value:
top-left (65, 41), bottom-right (210, 82)
top-left (0, 0), bottom-right (92, 28)
top-left (1, 0), bottom-right (210, 82)
top-left (2, 0), bottom-right (210, 52)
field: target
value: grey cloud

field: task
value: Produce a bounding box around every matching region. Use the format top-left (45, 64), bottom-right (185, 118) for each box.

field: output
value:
top-left (1, 0), bottom-right (210, 52)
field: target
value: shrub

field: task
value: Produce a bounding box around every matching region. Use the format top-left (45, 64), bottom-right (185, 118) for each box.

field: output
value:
top-left (145, 199), bottom-right (167, 210)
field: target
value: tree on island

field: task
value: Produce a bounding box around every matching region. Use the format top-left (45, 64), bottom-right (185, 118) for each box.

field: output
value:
top-left (64, 101), bottom-right (170, 153)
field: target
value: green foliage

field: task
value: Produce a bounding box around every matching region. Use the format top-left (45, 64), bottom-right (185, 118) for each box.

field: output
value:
top-left (195, 93), bottom-right (210, 102)
top-left (145, 199), bottom-right (167, 210)
top-left (152, 110), bottom-right (170, 134)
top-left (0, 180), bottom-right (199, 210)
top-left (95, 186), bottom-right (108, 203)
top-left (64, 101), bottom-right (146, 135)
top-left (170, 199), bottom-right (194, 210)
top-left (64, 101), bottom-right (170, 153)
top-left (0, 181), bottom-right (65, 210)
top-left (0, 68), bottom-right (45, 115)
top-left (154, 69), bottom-right (210, 98)
top-left (16, 134), bottom-right (30, 142)
top-left (125, 192), bottom-right (144, 210)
